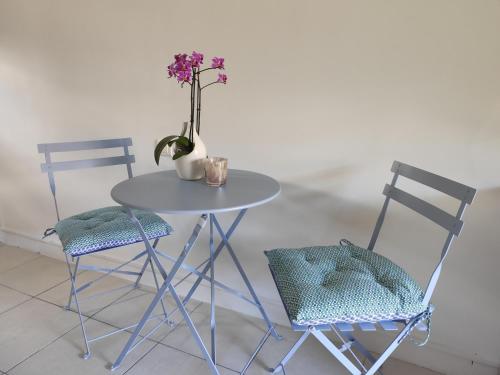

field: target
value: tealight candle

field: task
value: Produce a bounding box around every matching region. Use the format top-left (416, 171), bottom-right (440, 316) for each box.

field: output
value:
top-left (204, 157), bottom-right (228, 187)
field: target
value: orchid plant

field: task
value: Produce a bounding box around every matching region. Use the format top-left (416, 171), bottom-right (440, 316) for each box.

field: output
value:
top-left (154, 51), bottom-right (227, 164)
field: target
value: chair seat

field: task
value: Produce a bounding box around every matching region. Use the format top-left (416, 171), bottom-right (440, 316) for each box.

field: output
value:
top-left (265, 243), bottom-right (427, 326)
top-left (55, 206), bottom-right (173, 256)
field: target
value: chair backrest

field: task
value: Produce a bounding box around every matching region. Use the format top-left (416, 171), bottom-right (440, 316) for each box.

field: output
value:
top-left (368, 161), bottom-right (476, 306)
top-left (38, 138), bottom-right (135, 222)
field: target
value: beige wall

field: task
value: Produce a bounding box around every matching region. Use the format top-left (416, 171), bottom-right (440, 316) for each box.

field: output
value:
top-left (1, 0), bottom-right (500, 373)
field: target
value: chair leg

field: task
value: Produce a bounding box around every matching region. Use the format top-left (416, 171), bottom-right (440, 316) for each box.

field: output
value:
top-left (271, 326), bottom-right (406, 375)
top-left (65, 256), bottom-right (79, 310)
top-left (270, 329), bottom-right (311, 374)
top-left (339, 331), bottom-right (379, 369)
top-left (63, 242), bottom-right (165, 359)
top-left (65, 254), bottom-right (91, 359)
top-left (364, 324), bottom-right (412, 375)
top-left (143, 238), bottom-right (172, 323)
top-left (311, 329), bottom-right (362, 375)
top-left (240, 327), bottom-right (273, 375)
top-left (134, 238), bottom-right (159, 288)
top-left (149, 257), bottom-right (172, 324)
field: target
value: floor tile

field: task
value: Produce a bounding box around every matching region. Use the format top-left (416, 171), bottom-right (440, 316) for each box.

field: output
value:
top-left (244, 331), bottom-right (353, 375)
top-left (0, 245), bottom-right (40, 274)
top-left (0, 255), bottom-right (70, 296)
top-left (125, 342), bottom-right (236, 375)
top-left (93, 287), bottom-right (200, 343)
top-left (246, 330), bottom-right (444, 375)
top-left (38, 270), bottom-right (134, 316)
top-left (160, 303), bottom-right (316, 373)
top-left (0, 298), bottom-right (80, 372)
top-left (8, 319), bottom-right (155, 375)
top-left (0, 246), bottom-right (444, 375)
top-left (0, 285), bottom-right (31, 315)
top-left (381, 357), bottom-right (443, 375)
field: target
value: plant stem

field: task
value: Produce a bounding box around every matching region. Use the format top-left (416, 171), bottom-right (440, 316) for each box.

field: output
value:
top-left (189, 68), bottom-right (196, 143)
top-left (196, 75), bottom-right (201, 135)
top-left (197, 67), bottom-right (216, 74)
top-left (201, 81), bottom-right (220, 90)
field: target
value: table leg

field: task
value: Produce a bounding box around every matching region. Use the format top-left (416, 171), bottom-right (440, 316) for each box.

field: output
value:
top-left (168, 280), bottom-right (221, 375)
top-left (181, 209), bottom-right (247, 307)
top-left (112, 212), bottom-right (214, 372)
top-left (209, 214), bottom-right (217, 363)
top-left (212, 215), bottom-right (281, 340)
top-left (114, 208), bottom-right (279, 374)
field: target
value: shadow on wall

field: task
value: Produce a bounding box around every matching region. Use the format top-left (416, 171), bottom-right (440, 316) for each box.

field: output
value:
top-left (225, 170), bottom-right (498, 303)
top-left (228, 164), bottom-right (380, 253)
top-left (233, 179), bottom-right (500, 369)
top-left (426, 187), bottom-right (500, 367)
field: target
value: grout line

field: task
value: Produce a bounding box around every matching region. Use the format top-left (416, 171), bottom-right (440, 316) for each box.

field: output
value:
top-left (5, 284), bottom-right (139, 373)
top-left (5, 318), bottom-right (82, 373)
top-left (0, 282), bottom-right (32, 299)
top-left (121, 340), bottom-right (162, 374)
top-left (0, 253), bottom-right (43, 276)
top-left (0, 252), bottom-right (259, 374)
top-left (3, 281), bottom-right (247, 374)
top-left (72, 299), bottom-right (205, 372)
top-left (33, 268), bottom-right (87, 299)
top-left (157, 340), bottom-right (241, 373)
top-left (123, 323), bottom-right (239, 375)
top-left (0, 296), bottom-right (34, 318)
top-left (145, 299), bottom-right (256, 373)
top-left (0, 270), bottom-right (77, 301)
top-left (0, 255), bottom-right (82, 299)
top-left (87, 299), bottom-right (203, 345)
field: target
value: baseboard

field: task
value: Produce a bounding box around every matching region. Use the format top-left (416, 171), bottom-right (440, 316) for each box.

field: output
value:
top-left (0, 227), bottom-right (498, 375)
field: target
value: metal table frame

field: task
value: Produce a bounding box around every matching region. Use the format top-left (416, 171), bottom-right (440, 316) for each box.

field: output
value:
top-left (110, 171), bottom-right (282, 374)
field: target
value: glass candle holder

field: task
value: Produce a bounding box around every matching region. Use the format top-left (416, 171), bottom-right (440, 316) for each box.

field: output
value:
top-left (204, 157), bottom-right (228, 187)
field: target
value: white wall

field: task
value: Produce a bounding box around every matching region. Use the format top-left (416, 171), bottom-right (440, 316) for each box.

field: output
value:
top-left (1, 0), bottom-right (499, 373)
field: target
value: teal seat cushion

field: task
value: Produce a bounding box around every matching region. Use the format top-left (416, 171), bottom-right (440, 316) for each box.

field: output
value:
top-left (265, 244), bottom-right (427, 326)
top-left (55, 206), bottom-right (173, 256)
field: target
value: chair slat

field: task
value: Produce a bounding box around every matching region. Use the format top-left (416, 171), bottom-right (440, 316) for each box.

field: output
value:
top-left (38, 138), bottom-right (132, 154)
top-left (358, 322), bottom-right (377, 331)
top-left (335, 323), bottom-right (354, 332)
top-left (383, 184), bottom-right (463, 236)
top-left (392, 161), bottom-right (476, 204)
top-left (41, 155), bottom-right (135, 173)
top-left (379, 321), bottom-right (399, 331)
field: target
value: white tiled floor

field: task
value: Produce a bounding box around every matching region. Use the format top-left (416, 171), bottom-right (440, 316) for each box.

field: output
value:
top-left (0, 244), bottom-right (442, 375)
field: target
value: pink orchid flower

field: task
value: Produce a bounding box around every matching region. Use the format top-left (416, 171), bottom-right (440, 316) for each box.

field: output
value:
top-left (211, 57), bottom-right (225, 69)
top-left (217, 73), bottom-right (227, 84)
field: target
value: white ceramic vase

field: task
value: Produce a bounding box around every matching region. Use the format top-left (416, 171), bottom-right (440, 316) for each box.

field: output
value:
top-left (172, 130), bottom-right (207, 180)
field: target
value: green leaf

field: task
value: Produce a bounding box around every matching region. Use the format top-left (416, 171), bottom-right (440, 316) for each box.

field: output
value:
top-left (172, 150), bottom-right (190, 160)
top-left (175, 136), bottom-right (191, 147)
top-left (154, 135), bottom-right (178, 165)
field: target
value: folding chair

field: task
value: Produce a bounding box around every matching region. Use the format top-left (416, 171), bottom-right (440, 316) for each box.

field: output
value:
top-left (265, 161), bottom-right (476, 375)
top-left (38, 138), bottom-right (173, 360)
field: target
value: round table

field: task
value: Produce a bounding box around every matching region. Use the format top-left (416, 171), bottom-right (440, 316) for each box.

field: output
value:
top-left (110, 169), bottom-right (281, 375)
top-left (111, 169), bottom-right (281, 214)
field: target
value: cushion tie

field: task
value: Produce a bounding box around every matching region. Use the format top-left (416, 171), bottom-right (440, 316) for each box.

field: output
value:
top-left (399, 305), bottom-right (434, 347)
top-left (43, 227), bottom-right (56, 239)
top-left (339, 238), bottom-right (355, 247)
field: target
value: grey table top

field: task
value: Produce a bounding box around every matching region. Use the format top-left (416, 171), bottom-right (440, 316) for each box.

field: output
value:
top-left (111, 169), bottom-right (281, 215)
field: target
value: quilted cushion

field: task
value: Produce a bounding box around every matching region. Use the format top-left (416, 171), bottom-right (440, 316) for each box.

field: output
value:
top-left (55, 206), bottom-right (173, 256)
top-left (265, 244), bottom-right (427, 326)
